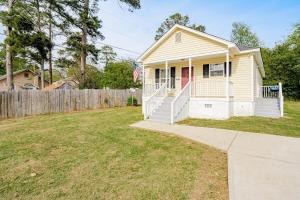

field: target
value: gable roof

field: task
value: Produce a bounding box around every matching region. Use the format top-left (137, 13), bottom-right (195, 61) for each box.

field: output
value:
top-left (137, 24), bottom-right (264, 76)
top-left (138, 24), bottom-right (262, 60)
top-left (0, 69), bottom-right (51, 83)
top-left (0, 69), bottom-right (34, 81)
top-left (43, 78), bottom-right (78, 91)
top-left (137, 24), bottom-right (238, 62)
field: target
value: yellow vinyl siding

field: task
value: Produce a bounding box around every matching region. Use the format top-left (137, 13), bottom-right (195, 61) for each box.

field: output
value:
top-left (144, 54), bottom-right (253, 101)
top-left (143, 29), bottom-right (227, 64)
top-left (230, 54), bottom-right (252, 101)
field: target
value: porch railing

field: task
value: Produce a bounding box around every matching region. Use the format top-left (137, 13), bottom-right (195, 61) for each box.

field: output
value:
top-left (259, 83), bottom-right (284, 117)
top-left (144, 78), bottom-right (175, 97)
top-left (191, 80), bottom-right (233, 97)
top-left (171, 81), bottom-right (191, 124)
top-left (144, 83), bottom-right (161, 96)
top-left (260, 85), bottom-right (280, 98)
top-left (144, 82), bottom-right (167, 119)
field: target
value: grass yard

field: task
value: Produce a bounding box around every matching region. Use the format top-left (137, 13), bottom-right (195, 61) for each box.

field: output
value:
top-left (180, 101), bottom-right (300, 137)
top-left (0, 107), bottom-right (228, 200)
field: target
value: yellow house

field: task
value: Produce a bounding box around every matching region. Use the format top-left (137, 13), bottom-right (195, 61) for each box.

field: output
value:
top-left (138, 24), bottom-right (283, 123)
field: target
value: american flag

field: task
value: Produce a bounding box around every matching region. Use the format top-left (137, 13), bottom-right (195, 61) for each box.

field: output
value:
top-left (133, 62), bottom-right (141, 82)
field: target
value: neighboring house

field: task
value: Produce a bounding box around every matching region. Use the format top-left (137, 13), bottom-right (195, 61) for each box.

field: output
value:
top-left (138, 24), bottom-right (284, 124)
top-left (43, 79), bottom-right (78, 91)
top-left (0, 69), bottom-right (49, 91)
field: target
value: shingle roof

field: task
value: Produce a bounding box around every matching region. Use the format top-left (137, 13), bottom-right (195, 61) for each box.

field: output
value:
top-left (0, 69), bottom-right (33, 81)
top-left (236, 44), bottom-right (257, 51)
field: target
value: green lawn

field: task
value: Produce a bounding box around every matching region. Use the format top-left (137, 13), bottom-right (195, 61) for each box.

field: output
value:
top-left (180, 101), bottom-right (300, 137)
top-left (0, 107), bottom-right (228, 200)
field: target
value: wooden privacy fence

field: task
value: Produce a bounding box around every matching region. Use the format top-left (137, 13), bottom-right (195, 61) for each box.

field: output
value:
top-left (0, 89), bottom-right (142, 119)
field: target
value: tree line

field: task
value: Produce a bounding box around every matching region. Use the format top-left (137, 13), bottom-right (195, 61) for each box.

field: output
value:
top-left (0, 7), bottom-right (299, 98)
top-left (0, 0), bottom-right (141, 90)
top-left (155, 13), bottom-right (300, 99)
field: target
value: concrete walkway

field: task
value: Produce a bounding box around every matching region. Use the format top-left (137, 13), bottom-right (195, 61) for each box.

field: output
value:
top-left (130, 120), bottom-right (300, 200)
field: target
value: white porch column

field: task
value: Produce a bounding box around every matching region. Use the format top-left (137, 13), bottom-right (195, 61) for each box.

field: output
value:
top-left (189, 57), bottom-right (192, 82)
top-left (165, 60), bottom-right (168, 88)
top-left (251, 55), bottom-right (255, 102)
top-left (142, 64), bottom-right (145, 96)
top-left (226, 51), bottom-right (230, 100)
top-left (189, 57), bottom-right (192, 96)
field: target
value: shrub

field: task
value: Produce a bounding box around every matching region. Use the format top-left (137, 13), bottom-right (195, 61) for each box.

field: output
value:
top-left (127, 96), bottom-right (137, 106)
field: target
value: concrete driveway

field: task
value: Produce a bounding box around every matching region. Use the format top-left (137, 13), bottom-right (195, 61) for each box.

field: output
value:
top-left (130, 121), bottom-right (300, 200)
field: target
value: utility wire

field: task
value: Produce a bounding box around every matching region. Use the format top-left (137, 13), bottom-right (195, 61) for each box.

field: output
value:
top-left (53, 41), bottom-right (141, 55)
top-left (96, 41), bottom-right (141, 55)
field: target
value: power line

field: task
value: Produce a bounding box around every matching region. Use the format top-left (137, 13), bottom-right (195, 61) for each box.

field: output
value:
top-left (53, 41), bottom-right (141, 55)
top-left (0, 33), bottom-right (141, 56)
top-left (96, 41), bottom-right (141, 55)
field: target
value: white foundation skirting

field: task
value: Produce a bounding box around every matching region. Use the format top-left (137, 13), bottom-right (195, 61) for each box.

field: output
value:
top-left (142, 96), bottom-right (254, 119)
top-left (189, 98), bottom-right (231, 119)
top-left (233, 101), bottom-right (255, 116)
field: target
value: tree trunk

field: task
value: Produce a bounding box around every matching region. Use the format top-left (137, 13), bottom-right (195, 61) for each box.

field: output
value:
top-left (6, 0), bottom-right (13, 91)
top-left (80, 0), bottom-right (89, 88)
top-left (36, 0), bottom-right (45, 89)
top-left (48, 10), bottom-right (53, 84)
top-left (41, 60), bottom-right (45, 89)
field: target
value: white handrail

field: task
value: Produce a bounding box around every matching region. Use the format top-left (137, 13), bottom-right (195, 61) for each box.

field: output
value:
top-left (171, 81), bottom-right (191, 124)
top-left (144, 82), bottom-right (167, 119)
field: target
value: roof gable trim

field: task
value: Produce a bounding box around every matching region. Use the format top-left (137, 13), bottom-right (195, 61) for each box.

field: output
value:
top-left (137, 24), bottom-right (236, 62)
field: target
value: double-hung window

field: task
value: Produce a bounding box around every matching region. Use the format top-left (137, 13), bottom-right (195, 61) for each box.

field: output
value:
top-left (209, 63), bottom-right (224, 77)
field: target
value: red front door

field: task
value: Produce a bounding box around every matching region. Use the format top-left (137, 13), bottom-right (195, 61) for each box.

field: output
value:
top-left (181, 67), bottom-right (194, 88)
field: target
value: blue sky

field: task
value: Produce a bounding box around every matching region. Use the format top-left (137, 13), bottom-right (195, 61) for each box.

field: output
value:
top-left (1, 0), bottom-right (299, 61)
top-left (97, 0), bottom-right (300, 59)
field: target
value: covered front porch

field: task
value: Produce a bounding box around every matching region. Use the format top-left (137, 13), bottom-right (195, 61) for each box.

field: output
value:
top-left (141, 51), bottom-right (234, 123)
top-left (142, 51), bottom-right (233, 99)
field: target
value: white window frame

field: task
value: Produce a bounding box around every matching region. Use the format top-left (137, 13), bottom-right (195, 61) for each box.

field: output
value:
top-left (209, 63), bottom-right (224, 77)
top-left (159, 68), bottom-right (171, 84)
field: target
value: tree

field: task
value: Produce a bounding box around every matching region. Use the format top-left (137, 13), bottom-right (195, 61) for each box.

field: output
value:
top-left (102, 60), bottom-right (140, 89)
top-left (66, 0), bottom-right (140, 88)
top-left (67, 64), bottom-right (103, 89)
top-left (99, 45), bottom-right (117, 68)
top-left (0, 44), bottom-right (37, 76)
top-left (155, 13), bottom-right (205, 41)
top-left (55, 32), bottom-right (100, 72)
top-left (262, 24), bottom-right (300, 99)
top-left (231, 22), bottom-right (261, 48)
top-left (0, 0), bottom-right (39, 89)
top-left (5, 0), bottom-right (13, 90)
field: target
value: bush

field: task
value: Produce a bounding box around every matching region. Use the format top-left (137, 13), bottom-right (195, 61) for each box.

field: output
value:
top-left (127, 96), bottom-right (137, 106)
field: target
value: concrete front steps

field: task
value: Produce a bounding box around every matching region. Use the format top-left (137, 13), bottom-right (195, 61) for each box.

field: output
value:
top-left (255, 98), bottom-right (281, 118)
top-left (148, 97), bottom-right (174, 123)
